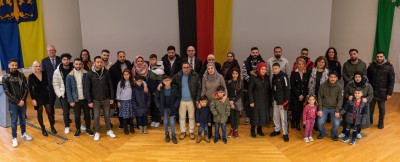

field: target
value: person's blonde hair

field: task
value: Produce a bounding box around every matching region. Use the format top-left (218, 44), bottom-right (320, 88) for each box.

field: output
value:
top-left (31, 60), bottom-right (40, 71)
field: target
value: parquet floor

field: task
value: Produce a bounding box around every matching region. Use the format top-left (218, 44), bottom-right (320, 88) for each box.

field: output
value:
top-left (1, 93), bottom-right (399, 162)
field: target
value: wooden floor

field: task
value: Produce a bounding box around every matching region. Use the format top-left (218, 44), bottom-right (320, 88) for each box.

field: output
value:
top-left (1, 93), bottom-right (400, 162)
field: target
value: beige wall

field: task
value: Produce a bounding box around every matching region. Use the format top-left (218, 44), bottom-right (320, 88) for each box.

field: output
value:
top-left (42, 0), bottom-right (83, 59)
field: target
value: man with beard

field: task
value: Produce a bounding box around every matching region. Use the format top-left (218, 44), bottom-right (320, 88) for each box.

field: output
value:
top-left (52, 53), bottom-right (73, 134)
top-left (241, 47), bottom-right (265, 125)
top-left (367, 51), bottom-right (395, 129)
top-left (267, 46), bottom-right (291, 80)
top-left (101, 49), bottom-right (113, 70)
top-left (162, 46), bottom-right (182, 77)
top-left (343, 49), bottom-right (367, 86)
top-left (292, 48), bottom-right (314, 72)
top-left (182, 46), bottom-right (203, 75)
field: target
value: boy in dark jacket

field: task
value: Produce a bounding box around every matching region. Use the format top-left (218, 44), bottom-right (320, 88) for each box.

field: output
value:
top-left (341, 88), bottom-right (368, 145)
top-left (270, 63), bottom-right (290, 142)
top-left (133, 75), bottom-right (151, 134)
top-left (155, 75), bottom-right (180, 144)
top-left (196, 96), bottom-right (212, 143)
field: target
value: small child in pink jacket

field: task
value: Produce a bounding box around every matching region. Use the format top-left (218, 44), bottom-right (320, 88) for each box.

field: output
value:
top-left (302, 95), bottom-right (317, 143)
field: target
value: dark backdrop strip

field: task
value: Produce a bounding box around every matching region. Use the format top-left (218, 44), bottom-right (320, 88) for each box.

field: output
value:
top-left (178, 0), bottom-right (197, 59)
top-left (196, 0), bottom-right (214, 63)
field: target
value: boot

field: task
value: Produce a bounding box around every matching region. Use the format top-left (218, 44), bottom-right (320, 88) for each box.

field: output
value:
top-left (234, 129), bottom-right (239, 140)
top-left (139, 126), bottom-right (143, 134)
top-left (41, 126), bottom-right (48, 136)
top-left (296, 123), bottom-right (301, 131)
top-left (171, 134), bottom-right (178, 144)
top-left (144, 126), bottom-right (148, 134)
top-left (257, 126), bottom-right (265, 136)
top-left (227, 129), bottom-right (233, 138)
top-left (51, 125), bottom-right (57, 134)
top-left (291, 121), bottom-right (296, 129)
top-left (378, 120), bottom-right (384, 129)
top-left (204, 136), bottom-right (210, 143)
top-left (165, 132), bottom-right (170, 142)
top-left (250, 126), bottom-right (256, 138)
top-left (196, 136), bottom-right (202, 143)
top-left (129, 118), bottom-right (135, 134)
top-left (208, 125), bottom-right (213, 139)
top-left (123, 119), bottom-right (129, 135)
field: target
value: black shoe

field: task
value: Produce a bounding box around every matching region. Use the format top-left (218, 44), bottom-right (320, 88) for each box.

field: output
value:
top-left (283, 134), bottom-right (289, 142)
top-left (130, 127), bottom-right (135, 134)
top-left (41, 128), bottom-right (48, 136)
top-left (296, 124), bottom-right (301, 131)
top-left (317, 134), bottom-right (325, 139)
top-left (250, 126), bottom-right (256, 138)
top-left (269, 131), bottom-right (280, 137)
top-left (332, 135), bottom-right (338, 141)
top-left (257, 126), bottom-right (265, 136)
top-left (165, 133), bottom-right (170, 143)
top-left (214, 138), bottom-right (219, 143)
top-left (74, 130), bottom-right (81, 138)
top-left (172, 134), bottom-right (178, 144)
top-left (124, 127), bottom-right (129, 135)
top-left (222, 138), bottom-right (227, 144)
top-left (51, 126), bottom-right (57, 134)
top-left (291, 122), bottom-right (296, 129)
top-left (378, 120), bottom-right (384, 129)
top-left (86, 129), bottom-right (94, 136)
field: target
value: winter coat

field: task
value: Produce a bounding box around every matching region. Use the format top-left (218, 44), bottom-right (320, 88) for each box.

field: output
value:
top-left (86, 67), bottom-right (115, 103)
top-left (154, 85), bottom-right (180, 116)
top-left (248, 72), bottom-right (272, 126)
top-left (109, 60), bottom-right (133, 93)
top-left (162, 54), bottom-right (182, 77)
top-left (132, 83), bottom-right (151, 116)
top-left (210, 93), bottom-right (230, 124)
top-left (2, 70), bottom-right (28, 104)
top-left (242, 55), bottom-right (264, 85)
top-left (272, 71), bottom-right (290, 105)
top-left (290, 69), bottom-right (310, 100)
top-left (367, 60), bottom-right (395, 100)
top-left (227, 79), bottom-right (244, 111)
top-left (221, 59), bottom-right (240, 81)
top-left (196, 106), bottom-right (212, 124)
top-left (52, 63), bottom-right (73, 98)
top-left (65, 69), bottom-right (88, 103)
top-left (344, 76), bottom-right (373, 103)
top-left (343, 100), bottom-right (368, 126)
top-left (343, 59), bottom-right (367, 84)
top-left (172, 70), bottom-right (201, 106)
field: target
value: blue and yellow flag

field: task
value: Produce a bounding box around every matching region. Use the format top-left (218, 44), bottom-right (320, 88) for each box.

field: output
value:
top-left (0, 0), bottom-right (46, 70)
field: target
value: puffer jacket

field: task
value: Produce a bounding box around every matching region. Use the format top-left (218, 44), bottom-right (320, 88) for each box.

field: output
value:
top-left (367, 60), bottom-right (395, 100)
top-left (343, 59), bottom-right (367, 84)
top-left (2, 70), bottom-right (28, 104)
top-left (154, 84), bottom-right (180, 116)
top-left (132, 83), bottom-right (151, 116)
top-left (344, 76), bottom-right (373, 102)
top-left (52, 63), bottom-right (73, 98)
top-left (272, 71), bottom-right (290, 105)
top-left (65, 69), bottom-right (88, 103)
top-left (86, 67), bottom-right (115, 103)
top-left (343, 100), bottom-right (368, 126)
top-left (210, 92), bottom-right (230, 124)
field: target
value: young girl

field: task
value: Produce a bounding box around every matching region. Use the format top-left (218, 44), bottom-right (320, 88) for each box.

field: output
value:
top-left (302, 95), bottom-right (317, 143)
top-left (132, 75), bottom-right (151, 134)
top-left (116, 69), bottom-right (135, 135)
top-left (227, 68), bottom-right (243, 140)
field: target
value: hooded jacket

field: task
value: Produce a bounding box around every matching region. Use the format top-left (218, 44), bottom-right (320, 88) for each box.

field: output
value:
top-left (367, 60), bottom-right (395, 100)
top-left (210, 92), bottom-right (230, 124)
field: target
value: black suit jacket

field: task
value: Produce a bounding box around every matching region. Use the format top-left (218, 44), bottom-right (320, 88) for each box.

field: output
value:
top-left (182, 57), bottom-right (202, 75)
top-left (41, 56), bottom-right (61, 85)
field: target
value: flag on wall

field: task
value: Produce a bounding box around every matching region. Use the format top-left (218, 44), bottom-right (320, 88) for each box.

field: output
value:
top-left (178, 0), bottom-right (232, 63)
top-left (0, 0), bottom-right (46, 70)
top-left (374, 0), bottom-right (400, 82)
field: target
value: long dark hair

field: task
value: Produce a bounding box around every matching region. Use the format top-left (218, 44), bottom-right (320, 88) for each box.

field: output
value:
top-left (80, 49), bottom-right (91, 62)
top-left (325, 47), bottom-right (338, 62)
top-left (229, 67), bottom-right (242, 91)
top-left (120, 69), bottom-right (134, 89)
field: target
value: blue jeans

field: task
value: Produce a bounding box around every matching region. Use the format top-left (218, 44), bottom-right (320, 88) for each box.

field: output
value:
top-left (317, 107), bottom-right (340, 137)
top-left (198, 123), bottom-right (209, 136)
top-left (214, 123), bottom-right (227, 139)
top-left (9, 103), bottom-right (27, 138)
top-left (163, 108), bottom-right (175, 134)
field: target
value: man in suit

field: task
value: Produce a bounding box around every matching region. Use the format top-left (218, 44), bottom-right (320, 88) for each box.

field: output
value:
top-left (41, 45), bottom-right (62, 123)
top-left (182, 46), bottom-right (202, 75)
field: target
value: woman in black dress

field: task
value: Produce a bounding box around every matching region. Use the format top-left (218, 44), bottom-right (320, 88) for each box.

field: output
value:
top-left (28, 61), bottom-right (57, 136)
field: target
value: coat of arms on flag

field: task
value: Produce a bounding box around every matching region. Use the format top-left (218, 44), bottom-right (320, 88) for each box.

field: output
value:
top-left (0, 0), bottom-right (38, 23)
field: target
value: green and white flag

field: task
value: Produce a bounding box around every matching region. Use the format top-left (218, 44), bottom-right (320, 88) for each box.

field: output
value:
top-left (374, 0), bottom-right (400, 82)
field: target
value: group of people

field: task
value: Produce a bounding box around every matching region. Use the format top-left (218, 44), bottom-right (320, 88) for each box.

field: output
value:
top-left (1, 44), bottom-right (395, 148)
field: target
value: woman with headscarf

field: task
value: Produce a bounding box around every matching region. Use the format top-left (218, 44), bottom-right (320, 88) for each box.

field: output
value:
top-left (131, 56), bottom-right (149, 79)
top-left (201, 63), bottom-right (227, 139)
top-left (339, 71), bottom-right (373, 139)
top-left (221, 51), bottom-right (240, 82)
top-left (248, 62), bottom-right (272, 138)
top-left (202, 54), bottom-right (222, 75)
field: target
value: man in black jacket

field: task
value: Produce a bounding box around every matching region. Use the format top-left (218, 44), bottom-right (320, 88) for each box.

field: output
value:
top-left (172, 62), bottom-right (201, 140)
top-left (269, 63), bottom-right (290, 142)
top-left (2, 59), bottom-right (32, 148)
top-left (41, 45), bottom-right (61, 123)
top-left (87, 56), bottom-right (116, 141)
top-left (367, 51), bottom-right (395, 129)
top-left (162, 46), bottom-right (182, 77)
top-left (182, 46), bottom-right (203, 75)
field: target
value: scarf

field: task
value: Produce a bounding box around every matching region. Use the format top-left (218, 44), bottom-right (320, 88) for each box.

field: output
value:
top-left (205, 63), bottom-right (220, 82)
top-left (353, 71), bottom-right (366, 88)
top-left (256, 62), bottom-right (267, 80)
top-left (133, 56), bottom-right (149, 77)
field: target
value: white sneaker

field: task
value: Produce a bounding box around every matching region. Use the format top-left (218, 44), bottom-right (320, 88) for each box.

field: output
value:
top-left (12, 138), bottom-right (18, 148)
top-left (308, 136), bottom-right (314, 142)
top-left (94, 132), bottom-right (100, 141)
top-left (64, 127), bottom-right (70, 134)
top-left (303, 137), bottom-right (310, 143)
top-left (150, 122), bottom-right (156, 127)
top-left (357, 133), bottom-right (362, 139)
top-left (21, 133), bottom-right (32, 141)
top-left (107, 130), bottom-right (116, 138)
top-left (80, 125), bottom-right (86, 131)
top-left (154, 122), bottom-right (160, 127)
top-left (338, 133), bottom-right (345, 138)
